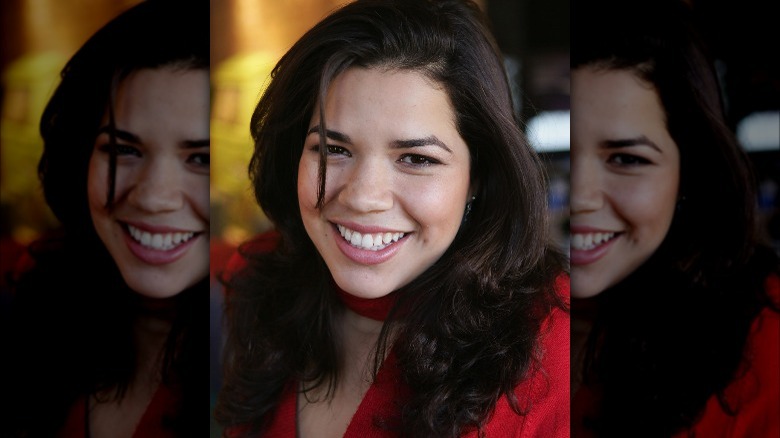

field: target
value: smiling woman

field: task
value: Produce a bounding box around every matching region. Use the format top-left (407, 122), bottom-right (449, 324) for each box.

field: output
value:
top-left (2, 1), bottom-right (208, 437)
top-left (87, 68), bottom-right (210, 299)
top-left (215, 1), bottom-right (569, 437)
top-left (570, 0), bottom-right (780, 436)
top-left (571, 68), bottom-right (680, 298)
top-left (298, 68), bottom-right (473, 299)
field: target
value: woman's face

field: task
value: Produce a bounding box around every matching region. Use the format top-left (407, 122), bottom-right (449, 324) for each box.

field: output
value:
top-left (298, 67), bottom-right (472, 299)
top-left (88, 68), bottom-right (210, 299)
top-left (570, 67), bottom-right (680, 298)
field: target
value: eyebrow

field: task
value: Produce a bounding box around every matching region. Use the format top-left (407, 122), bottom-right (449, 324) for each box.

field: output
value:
top-left (97, 126), bottom-right (209, 149)
top-left (307, 125), bottom-right (452, 153)
top-left (183, 139), bottom-right (210, 149)
top-left (601, 135), bottom-right (662, 153)
top-left (391, 136), bottom-right (452, 153)
top-left (307, 126), bottom-right (353, 144)
top-left (97, 126), bottom-right (140, 144)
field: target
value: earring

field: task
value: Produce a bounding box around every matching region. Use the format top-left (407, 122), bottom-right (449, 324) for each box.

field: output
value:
top-left (463, 196), bottom-right (476, 223)
top-left (676, 195), bottom-right (686, 213)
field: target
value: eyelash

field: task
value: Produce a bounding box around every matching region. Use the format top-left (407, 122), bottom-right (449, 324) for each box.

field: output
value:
top-left (188, 152), bottom-right (210, 167)
top-left (311, 144), bottom-right (351, 157)
top-left (398, 154), bottom-right (440, 167)
top-left (607, 153), bottom-right (651, 166)
top-left (99, 143), bottom-right (142, 157)
top-left (98, 144), bottom-right (209, 170)
top-left (311, 144), bottom-right (440, 167)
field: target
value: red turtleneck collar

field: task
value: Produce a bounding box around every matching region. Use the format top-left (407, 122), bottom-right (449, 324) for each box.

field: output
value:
top-left (334, 283), bottom-right (399, 321)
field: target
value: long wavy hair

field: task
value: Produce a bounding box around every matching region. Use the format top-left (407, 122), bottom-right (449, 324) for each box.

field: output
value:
top-left (3, 1), bottom-right (208, 436)
top-left (572, 0), bottom-right (779, 436)
top-left (216, 1), bottom-right (566, 436)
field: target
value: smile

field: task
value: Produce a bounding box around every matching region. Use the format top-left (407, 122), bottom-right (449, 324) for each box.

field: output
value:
top-left (571, 232), bottom-right (618, 251)
top-left (126, 224), bottom-right (197, 251)
top-left (570, 230), bottom-right (622, 266)
top-left (336, 224), bottom-right (405, 251)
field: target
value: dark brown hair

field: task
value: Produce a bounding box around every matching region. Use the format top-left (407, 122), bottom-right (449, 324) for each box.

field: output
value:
top-left (572, 0), bottom-right (779, 435)
top-left (3, 1), bottom-right (208, 436)
top-left (216, 0), bottom-right (566, 436)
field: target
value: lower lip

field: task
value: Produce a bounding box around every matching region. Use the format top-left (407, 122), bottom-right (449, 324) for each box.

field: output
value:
top-left (332, 224), bottom-right (407, 265)
top-left (570, 234), bottom-right (620, 266)
top-left (123, 227), bottom-right (199, 265)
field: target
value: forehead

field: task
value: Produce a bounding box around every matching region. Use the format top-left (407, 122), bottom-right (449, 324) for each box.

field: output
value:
top-left (573, 67), bottom-right (665, 121)
top-left (109, 67), bottom-right (209, 140)
top-left (572, 67), bottom-right (672, 148)
top-left (315, 67), bottom-right (458, 135)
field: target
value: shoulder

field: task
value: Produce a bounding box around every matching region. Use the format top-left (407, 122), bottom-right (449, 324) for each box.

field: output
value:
top-left (475, 322), bottom-right (570, 437)
top-left (764, 272), bottom-right (780, 304)
top-left (682, 273), bottom-right (780, 437)
top-left (743, 272), bottom-right (780, 390)
top-left (542, 273), bottom-right (570, 379)
top-left (471, 274), bottom-right (570, 438)
top-left (521, 280), bottom-right (570, 437)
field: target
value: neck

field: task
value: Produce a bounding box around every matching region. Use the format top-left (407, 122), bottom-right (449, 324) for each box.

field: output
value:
top-left (332, 284), bottom-right (397, 384)
top-left (334, 285), bottom-right (398, 321)
top-left (338, 307), bottom-right (387, 392)
top-left (133, 296), bottom-right (176, 384)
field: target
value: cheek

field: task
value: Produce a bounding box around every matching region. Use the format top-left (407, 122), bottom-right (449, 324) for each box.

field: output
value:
top-left (614, 175), bottom-right (678, 239)
top-left (87, 153), bottom-right (107, 212)
top-left (190, 175), bottom-right (210, 222)
top-left (297, 157), bottom-right (319, 210)
top-left (404, 176), bottom-right (468, 235)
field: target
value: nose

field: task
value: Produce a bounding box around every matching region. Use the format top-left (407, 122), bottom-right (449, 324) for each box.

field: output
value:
top-left (337, 157), bottom-right (393, 213)
top-left (570, 154), bottom-right (603, 214)
top-left (127, 157), bottom-right (184, 213)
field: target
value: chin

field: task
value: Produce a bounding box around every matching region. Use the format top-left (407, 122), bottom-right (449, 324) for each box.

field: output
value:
top-left (121, 272), bottom-right (200, 299)
top-left (570, 271), bottom-right (610, 299)
top-left (332, 273), bottom-right (398, 299)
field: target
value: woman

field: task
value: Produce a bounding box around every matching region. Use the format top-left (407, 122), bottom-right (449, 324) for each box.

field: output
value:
top-left (570, 0), bottom-right (779, 436)
top-left (2, 1), bottom-right (208, 436)
top-left (215, 0), bottom-right (569, 437)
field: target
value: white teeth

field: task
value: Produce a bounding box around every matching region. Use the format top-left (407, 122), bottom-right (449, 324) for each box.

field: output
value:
top-left (571, 232), bottom-right (617, 251)
top-left (337, 224), bottom-right (405, 251)
top-left (127, 225), bottom-right (196, 251)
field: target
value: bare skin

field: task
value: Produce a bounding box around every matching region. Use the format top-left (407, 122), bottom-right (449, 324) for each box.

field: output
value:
top-left (88, 299), bottom-right (175, 438)
top-left (297, 309), bottom-right (388, 438)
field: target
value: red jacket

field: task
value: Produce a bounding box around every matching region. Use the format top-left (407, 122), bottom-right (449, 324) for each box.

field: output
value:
top-left (572, 274), bottom-right (780, 437)
top-left (257, 298), bottom-right (569, 437)
top-left (58, 384), bottom-right (179, 438)
top-left (674, 274), bottom-right (780, 438)
top-left (224, 233), bottom-right (570, 437)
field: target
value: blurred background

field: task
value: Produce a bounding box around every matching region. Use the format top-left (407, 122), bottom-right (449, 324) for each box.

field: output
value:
top-left (0, 0), bottom-right (146, 340)
top-left (689, 0), bottom-right (780, 254)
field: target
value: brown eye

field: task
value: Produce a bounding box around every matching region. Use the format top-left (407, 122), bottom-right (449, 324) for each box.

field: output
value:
top-left (188, 153), bottom-right (210, 166)
top-left (608, 153), bottom-right (650, 166)
top-left (100, 143), bottom-right (142, 157)
top-left (326, 145), bottom-right (351, 157)
top-left (399, 154), bottom-right (439, 167)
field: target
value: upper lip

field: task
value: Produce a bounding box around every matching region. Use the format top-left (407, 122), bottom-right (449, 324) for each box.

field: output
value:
top-left (331, 220), bottom-right (410, 234)
top-left (570, 225), bottom-right (621, 234)
top-left (121, 220), bottom-right (202, 234)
